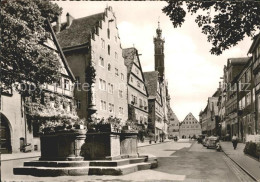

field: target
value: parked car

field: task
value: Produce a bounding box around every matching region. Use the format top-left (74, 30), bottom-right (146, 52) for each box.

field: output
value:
top-left (206, 136), bottom-right (219, 149)
top-left (197, 134), bottom-right (207, 143)
top-left (168, 135), bottom-right (174, 140)
top-left (202, 137), bottom-right (209, 147)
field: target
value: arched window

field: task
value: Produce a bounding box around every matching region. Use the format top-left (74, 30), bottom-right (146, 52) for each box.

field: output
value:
top-left (108, 45), bottom-right (110, 55)
top-left (107, 28), bottom-right (110, 39)
top-left (108, 63), bottom-right (111, 71)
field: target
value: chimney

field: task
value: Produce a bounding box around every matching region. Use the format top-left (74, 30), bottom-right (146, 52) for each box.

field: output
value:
top-left (66, 13), bottom-right (74, 27)
top-left (56, 15), bottom-right (61, 33)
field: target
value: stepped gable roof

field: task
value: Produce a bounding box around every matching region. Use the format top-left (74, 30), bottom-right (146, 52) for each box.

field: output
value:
top-left (143, 71), bottom-right (158, 99)
top-left (57, 12), bottom-right (104, 48)
top-left (122, 48), bottom-right (136, 80)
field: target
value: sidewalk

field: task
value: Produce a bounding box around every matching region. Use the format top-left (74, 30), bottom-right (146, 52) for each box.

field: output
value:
top-left (221, 141), bottom-right (260, 182)
top-left (138, 139), bottom-right (172, 147)
top-left (1, 151), bottom-right (41, 161)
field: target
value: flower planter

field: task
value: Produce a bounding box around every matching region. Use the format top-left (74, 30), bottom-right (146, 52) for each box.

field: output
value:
top-left (82, 131), bottom-right (121, 160)
top-left (40, 129), bottom-right (87, 161)
top-left (120, 131), bottom-right (138, 156)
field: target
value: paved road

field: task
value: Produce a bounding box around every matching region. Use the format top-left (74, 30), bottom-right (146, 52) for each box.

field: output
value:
top-left (1, 141), bottom-right (254, 182)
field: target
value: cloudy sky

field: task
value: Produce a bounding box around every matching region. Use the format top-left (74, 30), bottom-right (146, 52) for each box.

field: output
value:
top-left (55, 1), bottom-right (252, 121)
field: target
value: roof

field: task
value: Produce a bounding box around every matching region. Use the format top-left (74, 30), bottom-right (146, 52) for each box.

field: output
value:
top-left (143, 71), bottom-right (159, 98)
top-left (167, 105), bottom-right (180, 123)
top-left (122, 48), bottom-right (136, 80)
top-left (47, 20), bottom-right (75, 81)
top-left (248, 33), bottom-right (260, 54)
top-left (57, 12), bottom-right (105, 49)
top-left (227, 57), bottom-right (250, 66)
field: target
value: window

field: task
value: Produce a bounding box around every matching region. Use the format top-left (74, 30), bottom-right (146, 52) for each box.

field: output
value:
top-left (108, 83), bottom-right (114, 94)
top-left (75, 76), bottom-right (80, 89)
top-left (119, 107), bottom-right (124, 115)
top-left (135, 67), bottom-right (139, 75)
top-left (99, 79), bottom-right (106, 91)
top-left (107, 28), bottom-right (110, 39)
top-left (99, 57), bottom-right (104, 67)
top-left (115, 52), bottom-right (118, 60)
top-left (137, 81), bottom-right (140, 88)
top-left (109, 103), bottom-right (114, 113)
top-left (143, 101), bottom-right (146, 107)
top-left (91, 50), bottom-right (95, 61)
top-left (130, 77), bottom-right (133, 82)
top-left (108, 63), bottom-right (111, 71)
top-left (101, 39), bottom-right (105, 49)
top-left (246, 92), bottom-right (251, 106)
top-left (64, 79), bottom-right (70, 90)
top-left (101, 100), bottom-right (107, 110)
top-left (139, 99), bottom-right (143, 108)
top-left (75, 99), bottom-right (81, 109)
top-left (121, 73), bottom-right (124, 80)
top-left (115, 68), bottom-right (119, 76)
top-left (108, 45), bottom-right (110, 55)
top-left (119, 90), bottom-right (123, 98)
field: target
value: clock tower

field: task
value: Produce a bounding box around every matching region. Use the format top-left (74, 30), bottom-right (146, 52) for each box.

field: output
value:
top-left (154, 21), bottom-right (165, 81)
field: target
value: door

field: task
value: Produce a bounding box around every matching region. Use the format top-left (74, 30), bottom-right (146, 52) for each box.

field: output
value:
top-left (0, 114), bottom-right (12, 153)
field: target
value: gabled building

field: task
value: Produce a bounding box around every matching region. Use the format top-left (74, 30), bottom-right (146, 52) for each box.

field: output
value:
top-left (122, 47), bottom-right (149, 128)
top-left (167, 105), bottom-right (180, 138)
top-left (249, 33), bottom-right (260, 134)
top-left (1, 21), bottom-right (76, 153)
top-left (56, 6), bottom-right (128, 122)
top-left (144, 71), bottom-right (166, 141)
top-left (142, 22), bottom-right (171, 142)
top-left (179, 113), bottom-right (201, 138)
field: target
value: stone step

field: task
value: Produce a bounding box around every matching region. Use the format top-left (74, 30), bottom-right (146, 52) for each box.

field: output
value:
top-left (23, 158), bottom-right (146, 168)
top-left (13, 162), bottom-right (154, 176)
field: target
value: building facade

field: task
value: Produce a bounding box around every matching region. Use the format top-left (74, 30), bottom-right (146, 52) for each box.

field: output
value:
top-left (250, 33), bottom-right (260, 134)
top-left (224, 58), bottom-right (248, 139)
top-left (57, 7), bottom-right (128, 122)
top-left (0, 21), bottom-right (75, 153)
top-left (167, 105), bottom-right (180, 138)
top-left (237, 58), bottom-right (255, 141)
top-left (122, 47), bottom-right (149, 128)
top-left (179, 113), bottom-right (201, 138)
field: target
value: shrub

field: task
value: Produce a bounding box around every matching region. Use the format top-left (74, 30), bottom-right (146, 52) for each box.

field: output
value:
top-left (244, 141), bottom-right (260, 159)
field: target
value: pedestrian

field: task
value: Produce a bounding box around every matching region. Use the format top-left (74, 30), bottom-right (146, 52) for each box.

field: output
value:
top-left (231, 134), bottom-right (238, 150)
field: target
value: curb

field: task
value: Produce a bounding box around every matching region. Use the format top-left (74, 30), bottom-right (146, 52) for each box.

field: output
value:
top-left (138, 140), bottom-right (172, 148)
top-left (222, 150), bottom-right (258, 182)
top-left (1, 155), bottom-right (41, 162)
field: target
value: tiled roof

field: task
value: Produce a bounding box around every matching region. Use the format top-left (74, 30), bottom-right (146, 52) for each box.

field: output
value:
top-left (57, 13), bottom-right (105, 48)
top-left (143, 71), bottom-right (158, 99)
top-left (122, 48), bottom-right (136, 80)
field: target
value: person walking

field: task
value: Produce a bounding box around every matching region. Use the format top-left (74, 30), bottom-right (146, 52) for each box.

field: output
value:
top-left (232, 134), bottom-right (238, 150)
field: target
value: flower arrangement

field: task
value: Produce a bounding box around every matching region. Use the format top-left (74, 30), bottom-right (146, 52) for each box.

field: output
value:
top-left (87, 116), bottom-right (123, 132)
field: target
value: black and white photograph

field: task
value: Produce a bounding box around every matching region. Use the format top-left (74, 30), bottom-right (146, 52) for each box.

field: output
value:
top-left (1, 0), bottom-right (260, 181)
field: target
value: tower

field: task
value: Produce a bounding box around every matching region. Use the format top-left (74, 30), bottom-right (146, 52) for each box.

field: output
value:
top-left (154, 21), bottom-right (165, 80)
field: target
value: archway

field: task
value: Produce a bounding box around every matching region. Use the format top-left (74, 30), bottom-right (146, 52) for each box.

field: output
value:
top-left (0, 113), bottom-right (12, 153)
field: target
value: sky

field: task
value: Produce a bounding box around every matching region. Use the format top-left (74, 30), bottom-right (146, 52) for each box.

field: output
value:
top-left (54, 1), bottom-right (252, 121)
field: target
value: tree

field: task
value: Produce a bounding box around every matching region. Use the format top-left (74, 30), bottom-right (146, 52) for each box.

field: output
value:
top-left (162, 1), bottom-right (260, 55)
top-left (1, 0), bottom-right (62, 92)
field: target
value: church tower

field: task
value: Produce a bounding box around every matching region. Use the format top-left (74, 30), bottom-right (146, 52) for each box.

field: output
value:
top-left (154, 21), bottom-right (165, 80)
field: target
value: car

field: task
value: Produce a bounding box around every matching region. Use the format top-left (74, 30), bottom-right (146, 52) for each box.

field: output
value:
top-left (202, 137), bottom-right (209, 147)
top-left (168, 135), bottom-right (174, 140)
top-left (197, 134), bottom-right (207, 143)
top-left (206, 136), bottom-right (219, 149)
